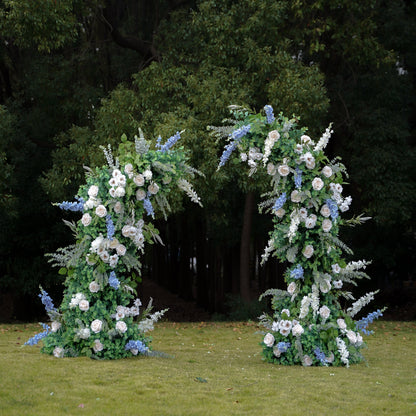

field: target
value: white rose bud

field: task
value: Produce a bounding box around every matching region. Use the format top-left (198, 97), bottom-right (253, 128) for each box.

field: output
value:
top-left (95, 205), bottom-right (107, 218)
top-left (115, 320), bottom-right (128, 333)
top-left (134, 174), bottom-right (145, 186)
top-left (312, 177), bottom-right (324, 191)
top-left (320, 204), bottom-right (331, 217)
top-left (322, 166), bottom-right (333, 178)
top-left (322, 219), bottom-right (332, 232)
top-left (91, 319), bottom-right (103, 333)
top-left (88, 185), bottom-right (99, 198)
top-left (278, 164), bottom-right (290, 177)
top-left (81, 213), bottom-right (92, 227)
top-left (302, 244), bottom-right (314, 259)
top-left (78, 299), bottom-right (90, 312)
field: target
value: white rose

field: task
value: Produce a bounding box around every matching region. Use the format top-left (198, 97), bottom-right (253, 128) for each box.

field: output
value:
top-left (143, 170), bottom-right (152, 181)
top-left (117, 175), bottom-right (126, 187)
top-left (276, 208), bottom-right (285, 218)
top-left (312, 177), bottom-right (324, 191)
top-left (95, 205), bottom-right (107, 218)
top-left (292, 323), bottom-right (304, 337)
top-left (89, 281), bottom-right (100, 293)
top-left (51, 321), bottom-right (61, 332)
top-left (109, 238), bottom-right (119, 249)
top-left (79, 299), bottom-right (90, 312)
top-left (322, 166), bottom-right (333, 178)
top-left (273, 346), bottom-right (281, 357)
top-left (115, 186), bottom-right (125, 198)
top-left (333, 280), bottom-right (343, 289)
top-left (306, 159), bottom-right (315, 169)
top-left (79, 328), bottom-right (90, 339)
top-left (271, 321), bottom-right (280, 332)
top-left (84, 198), bottom-right (95, 210)
top-left (267, 163), bottom-right (276, 176)
top-left (320, 204), bottom-right (331, 217)
top-left (322, 219), bottom-right (332, 232)
top-left (90, 235), bottom-right (103, 252)
top-left (53, 347), bottom-right (64, 358)
top-left (334, 183), bottom-right (343, 193)
top-left (148, 182), bottom-right (160, 195)
top-left (299, 208), bottom-right (308, 219)
top-left (240, 153), bottom-right (248, 162)
top-left (305, 216), bottom-right (316, 229)
top-left (263, 333), bottom-right (275, 347)
top-left (278, 164), bottom-right (290, 177)
top-left (93, 339), bottom-right (104, 353)
top-left (136, 189), bottom-right (146, 201)
top-left (279, 328), bottom-right (290, 337)
top-left (109, 177), bottom-right (117, 187)
top-left (337, 318), bottom-right (347, 330)
top-left (346, 330), bottom-right (357, 345)
top-left (268, 130), bottom-right (280, 141)
top-left (91, 319), bottom-right (103, 333)
top-left (81, 213), bottom-right (92, 227)
top-left (332, 263), bottom-right (341, 274)
top-left (112, 168), bottom-right (122, 178)
top-left (320, 279), bottom-right (332, 293)
top-left (287, 281), bottom-right (297, 295)
top-left (291, 190), bottom-right (301, 203)
top-left (279, 320), bottom-right (292, 330)
top-left (122, 225), bottom-right (131, 237)
top-left (319, 305), bottom-right (331, 320)
top-left (302, 244), bottom-right (314, 259)
top-left (301, 134), bottom-right (312, 145)
top-left (124, 163), bottom-right (134, 176)
top-left (109, 188), bottom-right (117, 198)
top-left (88, 185), bottom-right (99, 198)
top-left (100, 251), bottom-right (110, 262)
top-left (116, 320), bottom-right (128, 333)
top-left (116, 244), bottom-right (126, 256)
top-left (134, 174), bottom-right (145, 186)
top-left (114, 201), bottom-right (123, 214)
top-left (109, 254), bottom-right (119, 267)
top-left (303, 355), bottom-right (313, 366)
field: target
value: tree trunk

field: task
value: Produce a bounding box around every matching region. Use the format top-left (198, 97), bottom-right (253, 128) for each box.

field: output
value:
top-left (240, 191), bottom-right (255, 301)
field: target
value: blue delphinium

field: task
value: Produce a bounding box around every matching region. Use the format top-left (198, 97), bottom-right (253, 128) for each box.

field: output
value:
top-left (108, 271), bottom-right (120, 289)
top-left (314, 347), bottom-right (328, 365)
top-left (290, 264), bottom-right (304, 280)
top-left (277, 342), bottom-right (291, 353)
top-left (294, 167), bottom-right (302, 189)
top-left (143, 196), bottom-right (155, 217)
top-left (272, 192), bottom-right (287, 212)
top-left (157, 131), bottom-right (181, 153)
top-left (218, 124), bottom-right (251, 168)
top-left (356, 309), bottom-right (384, 335)
top-left (58, 196), bottom-right (84, 212)
top-left (24, 323), bottom-right (50, 346)
top-left (264, 105), bottom-right (275, 124)
top-left (106, 214), bottom-right (115, 240)
top-left (125, 340), bottom-right (148, 354)
top-left (39, 287), bottom-right (56, 313)
top-left (325, 198), bottom-right (339, 220)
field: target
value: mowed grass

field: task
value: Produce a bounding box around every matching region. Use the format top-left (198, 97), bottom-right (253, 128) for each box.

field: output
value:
top-left (0, 321), bottom-right (415, 416)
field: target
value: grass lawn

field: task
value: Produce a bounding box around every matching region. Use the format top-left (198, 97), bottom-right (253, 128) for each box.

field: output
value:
top-left (0, 320), bottom-right (415, 416)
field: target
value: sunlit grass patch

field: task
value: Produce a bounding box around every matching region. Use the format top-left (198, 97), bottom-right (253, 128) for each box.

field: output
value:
top-left (1, 321), bottom-right (415, 415)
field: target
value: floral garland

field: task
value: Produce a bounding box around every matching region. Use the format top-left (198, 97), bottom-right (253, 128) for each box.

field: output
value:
top-left (217, 105), bottom-right (384, 366)
top-left (25, 130), bottom-right (202, 359)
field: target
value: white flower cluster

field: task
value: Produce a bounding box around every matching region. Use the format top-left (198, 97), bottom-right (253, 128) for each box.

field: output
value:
top-left (347, 291), bottom-right (378, 317)
top-left (260, 238), bottom-right (275, 266)
top-left (263, 130), bottom-right (280, 166)
top-left (89, 234), bottom-right (126, 268)
top-left (109, 168), bottom-right (127, 198)
top-left (69, 293), bottom-right (88, 310)
top-left (287, 210), bottom-right (301, 242)
top-left (111, 299), bottom-right (142, 321)
top-left (177, 179), bottom-right (202, 206)
top-left (137, 309), bottom-right (168, 333)
top-left (345, 260), bottom-right (371, 271)
top-left (122, 219), bottom-right (145, 251)
top-left (313, 124), bottom-right (333, 152)
top-left (336, 337), bottom-right (350, 367)
top-left (329, 182), bottom-right (352, 213)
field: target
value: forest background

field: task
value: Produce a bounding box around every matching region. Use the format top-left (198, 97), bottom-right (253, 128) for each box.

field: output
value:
top-left (0, 0), bottom-right (415, 322)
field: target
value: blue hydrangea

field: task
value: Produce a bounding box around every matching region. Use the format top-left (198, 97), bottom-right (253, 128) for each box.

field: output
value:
top-left (314, 347), bottom-right (328, 365)
top-left (294, 167), bottom-right (302, 189)
top-left (277, 341), bottom-right (291, 353)
top-left (264, 105), bottom-right (275, 124)
top-left (326, 198), bottom-right (339, 220)
top-left (39, 288), bottom-right (56, 313)
top-left (125, 340), bottom-right (148, 354)
top-left (273, 192), bottom-right (287, 212)
top-left (108, 271), bottom-right (120, 289)
top-left (58, 196), bottom-right (84, 212)
top-left (290, 264), bottom-right (304, 280)
top-left (157, 131), bottom-right (181, 153)
top-left (218, 124), bottom-right (251, 168)
top-left (143, 196), bottom-right (155, 217)
top-left (356, 309), bottom-right (384, 335)
top-left (106, 214), bottom-right (115, 240)
top-left (24, 323), bottom-right (50, 346)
